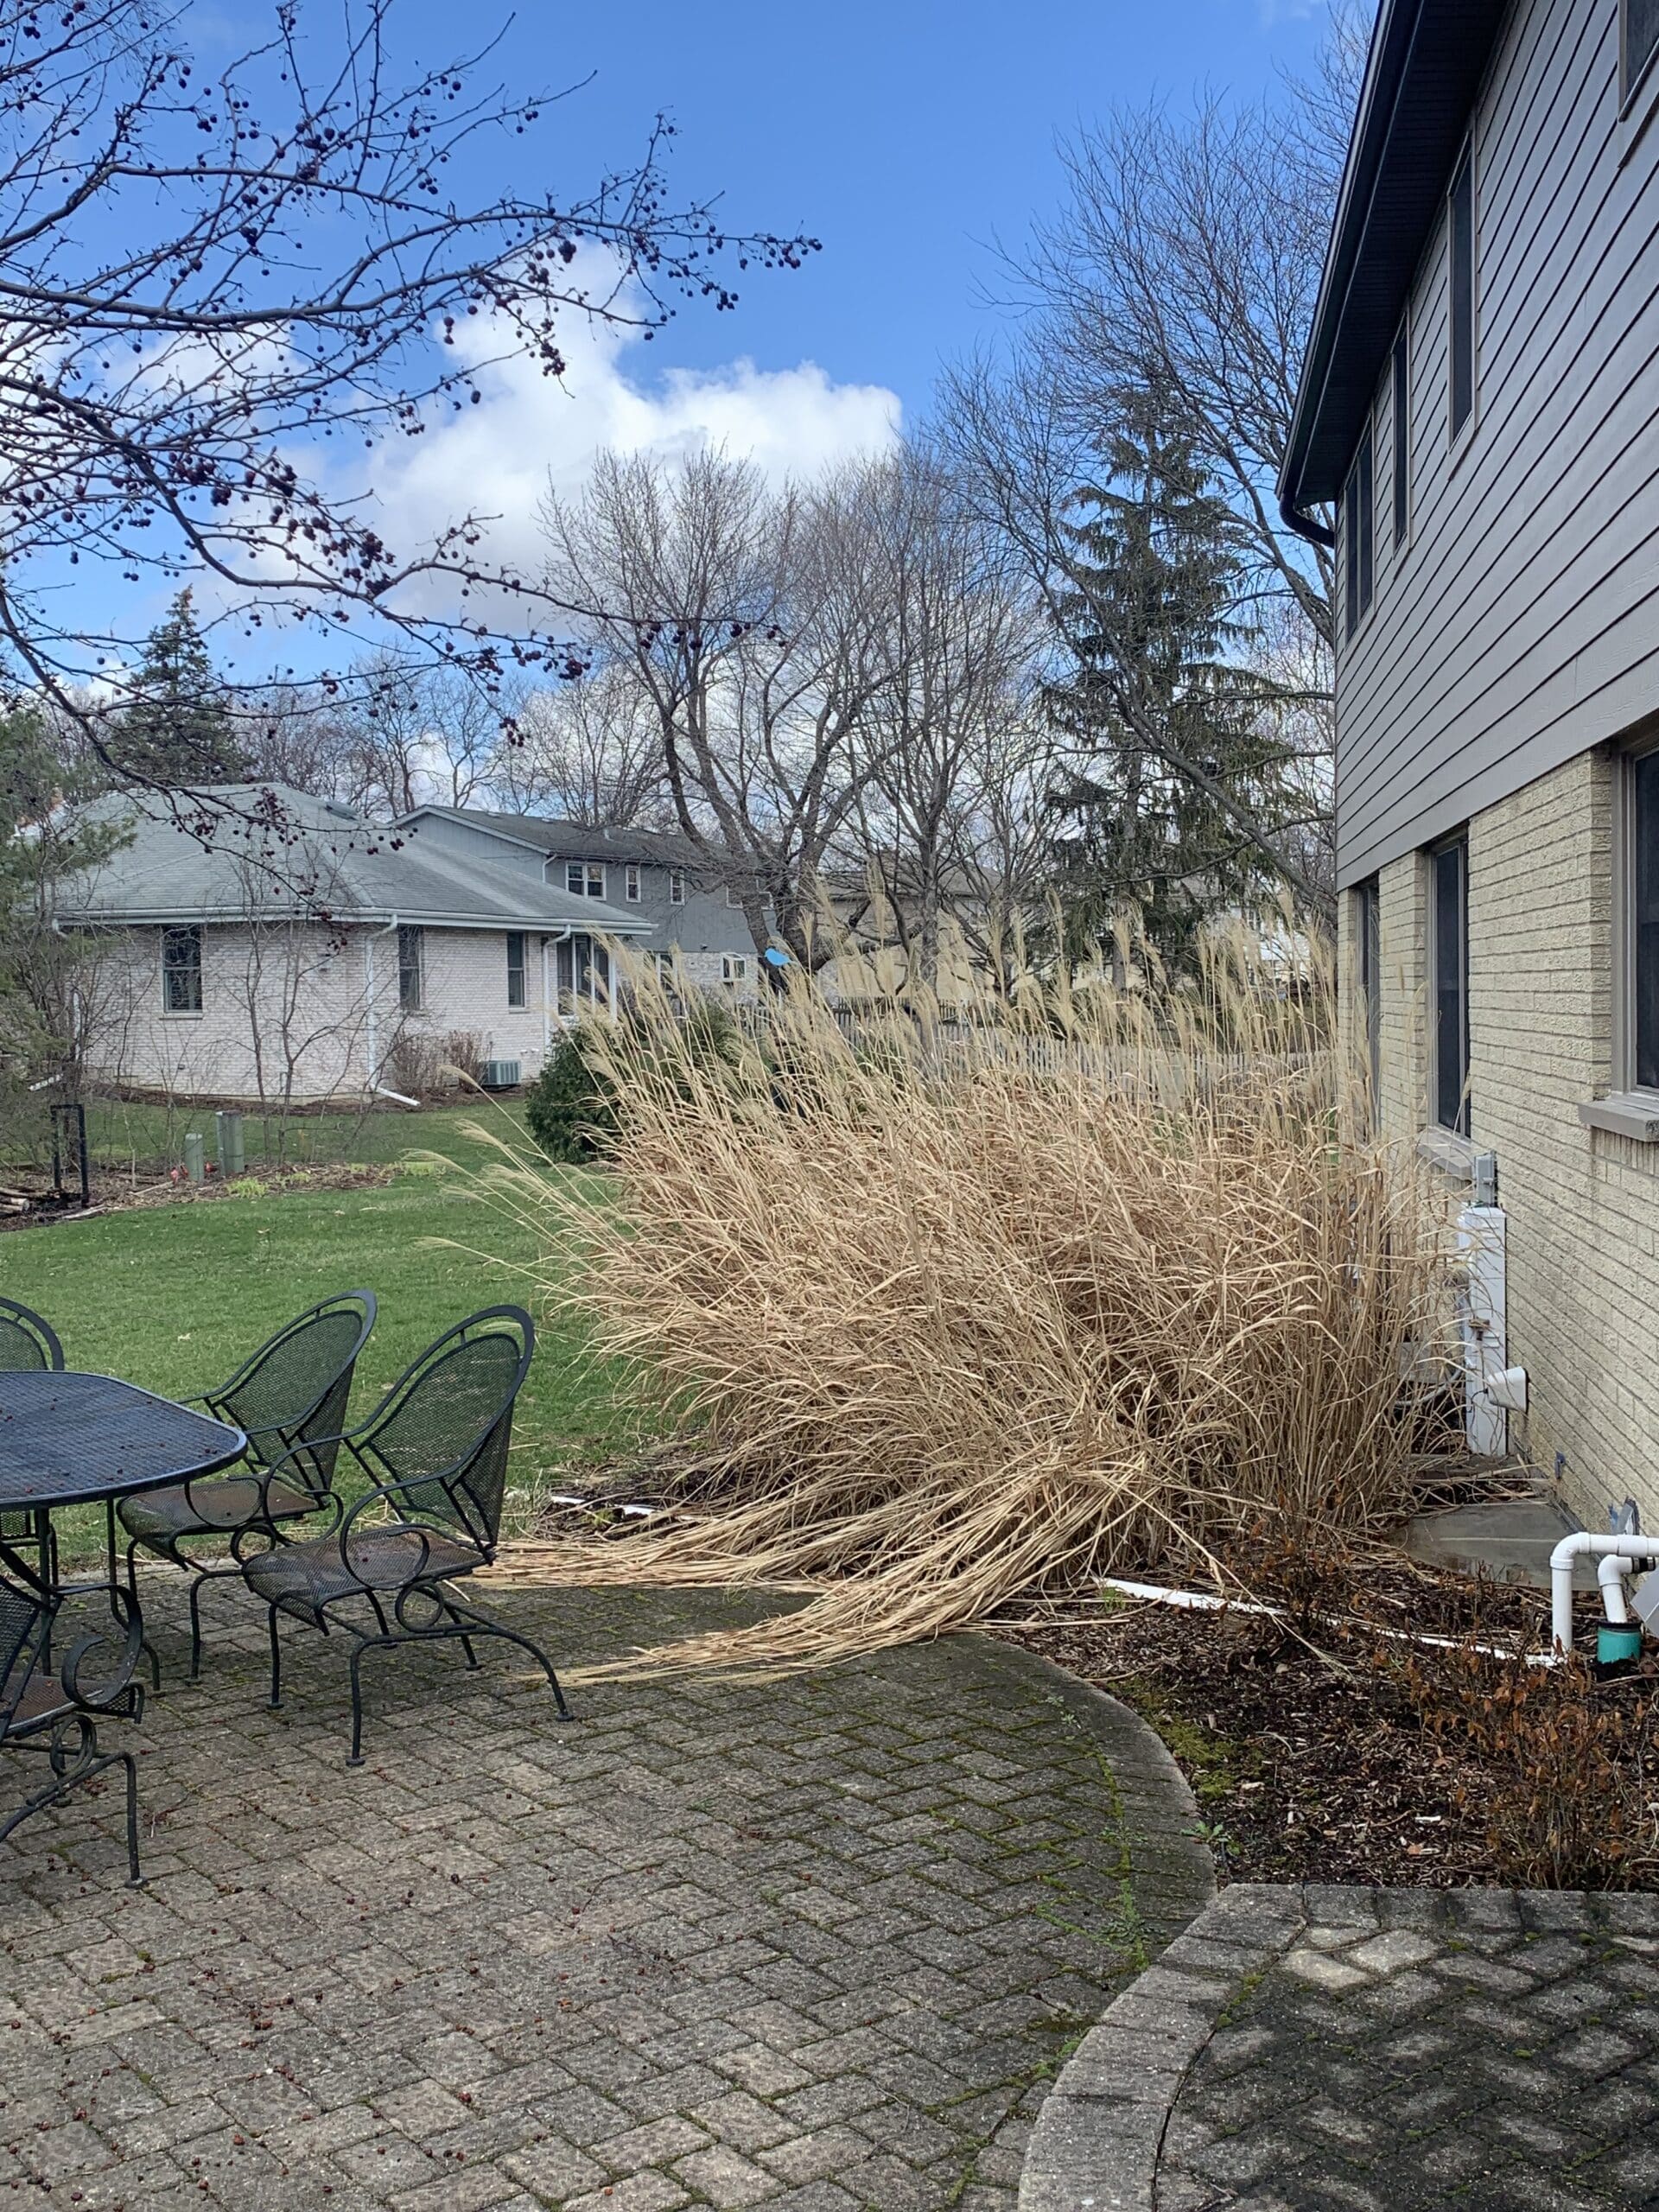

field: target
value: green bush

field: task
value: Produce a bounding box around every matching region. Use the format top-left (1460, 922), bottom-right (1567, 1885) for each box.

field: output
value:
top-left (525, 999), bottom-right (754, 1163)
top-left (524, 1031), bottom-right (618, 1163)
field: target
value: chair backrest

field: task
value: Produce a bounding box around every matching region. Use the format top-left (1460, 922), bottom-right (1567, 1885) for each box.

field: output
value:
top-left (206, 1292), bottom-right (377, 1494)
top-left (354, 1306), bottom-right (534, 1554)
top-left (0, 1297), bottom-right (64, 1375)
top-left (0, 1575), bottom-right (50, 1732)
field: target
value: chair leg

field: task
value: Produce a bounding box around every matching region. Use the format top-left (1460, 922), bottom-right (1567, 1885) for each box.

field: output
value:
top-left (347, 1641), bottom-right (371, 1768)
top-left (446, 1606), bottom-right (574, 1721)
top-left (266, 1607), bottom-right (283, 1710)
top-left (187, 1577), bottom-right (205, 1681)
top-left (120, 1751), bottom-right (143, 1886)
top-left (439, 1598), bottom-right (480, 1671)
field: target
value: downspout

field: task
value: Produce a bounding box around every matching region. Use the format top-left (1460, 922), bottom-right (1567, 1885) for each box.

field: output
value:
top-left (363, 915), bottom-right (397, 1093)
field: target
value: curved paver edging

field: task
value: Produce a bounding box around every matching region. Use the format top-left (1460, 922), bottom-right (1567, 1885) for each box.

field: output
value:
top-left (969, 1637), bottom-right (1218, 1959)
top-left (1017, 1882), bottom-right (1304, 2212)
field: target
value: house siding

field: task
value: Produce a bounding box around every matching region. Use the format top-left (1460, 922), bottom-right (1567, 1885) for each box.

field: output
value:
top-left (1334, 0), bottom-right (1659, 889)
top-left (86, 923), bottom-right (569, 1101)
top-left (1344, 750), bottom-right (1659, 1527)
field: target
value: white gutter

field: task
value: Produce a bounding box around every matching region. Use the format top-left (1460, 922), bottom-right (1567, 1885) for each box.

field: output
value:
top-left (1550, 1532), bottom-right (1659, 1655)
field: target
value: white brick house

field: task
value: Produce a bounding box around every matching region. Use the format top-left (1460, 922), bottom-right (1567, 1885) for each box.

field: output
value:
top-left (61, 786), bottom-right (648, 1103)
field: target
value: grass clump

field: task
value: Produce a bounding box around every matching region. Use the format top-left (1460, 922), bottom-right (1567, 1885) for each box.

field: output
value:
top-left (496, 931), bottom-right (1449, 1683)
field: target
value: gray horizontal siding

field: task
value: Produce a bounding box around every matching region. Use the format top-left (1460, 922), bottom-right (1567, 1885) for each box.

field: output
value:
top-left (1334, 0), bottom-right (1659, 887)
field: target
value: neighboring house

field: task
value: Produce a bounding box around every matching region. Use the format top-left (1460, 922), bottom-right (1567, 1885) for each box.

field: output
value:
top-left (396, 807), bottom-right (763, 995)
top-left (61, 785), bottom-right (647, 1102)
top-left (1281, 0), bottom-right (1659, 1522)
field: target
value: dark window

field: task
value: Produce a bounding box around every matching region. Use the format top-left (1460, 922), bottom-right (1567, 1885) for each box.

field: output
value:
top-left (1344, 426), bottom-right (1375, 639)
top-left (1625, 0), bottom-right (1659, 99)
top-left (1433, 837), bottom-right (1470, 1135)
top-left (625, 862), bottom-right (642, 902)
top-left (505, 930), bottom-right (526, 1009)
top-left (1356, 879), bottom-right (1382, 1125)
top-left (161, 925), bottom-right (203, 1014)
top-left (1392, 325), bottom-right (1410, 547)
top-left (1633, 751), bottom-right (1659, 1089)
top-left (565, 860), bottom-right (604, 899)
top-left (556, 932), bottom-right (610, 1011)
top-left (397, 924), bottom-right (424, 1012)
top-left (1449, 145), bottom-right (1475, 439)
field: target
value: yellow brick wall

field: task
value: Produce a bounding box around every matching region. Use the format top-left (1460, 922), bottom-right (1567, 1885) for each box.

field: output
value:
top-left (1368, 749), bottom-right (1659, 1523)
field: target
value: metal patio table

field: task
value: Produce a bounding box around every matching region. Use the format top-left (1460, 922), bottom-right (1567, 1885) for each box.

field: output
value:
top-left (0, 1370), bottom-right (246, 1621)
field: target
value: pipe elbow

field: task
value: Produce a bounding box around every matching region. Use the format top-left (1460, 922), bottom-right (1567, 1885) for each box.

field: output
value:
top-left (1278, 492), bottom-right (1337, 550)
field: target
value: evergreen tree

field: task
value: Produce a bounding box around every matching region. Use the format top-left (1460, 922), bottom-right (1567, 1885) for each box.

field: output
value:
top-left (1045, 383), bottom-right (1302, 972)
top-left (118, 589), bottom-right (245, 784)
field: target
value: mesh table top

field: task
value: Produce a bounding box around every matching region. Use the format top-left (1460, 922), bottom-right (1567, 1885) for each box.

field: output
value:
top-left (0, 1371), bottom-right (245, 1511)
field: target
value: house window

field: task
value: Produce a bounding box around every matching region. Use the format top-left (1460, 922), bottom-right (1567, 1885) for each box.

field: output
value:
top-left (505, 931), bottom-right (526, 1009)
top-left (625, 862), bottom-right (643, 902)
top-left (1391, 324), bottom-right (1410, 549)
top-left (565, 860), bottom-right (605, 899)
top-left (668, 868), bottom-right (686, 906)
top-left (721, 954), bottom-right (748, 983)
top-left (161, 925), bottom-right (203, 1014)
top-left (556, 932), bottom-right (610, 1010)
top-left (1624, 0), bottom-right (1659, 101)
top-left (397, 924), bottom-right (424, 1012)
top-left (1431, 836), bottom-right (1470, 1135)
top-left (1344, 425), bottom-right (1374, 640)
top-left (1355, 878), bottom-right (1382, 1125)
top-left (1630, 749), bottom-right (1659, 1090)
top-left (1449, 143), bottom-right (1476, 440)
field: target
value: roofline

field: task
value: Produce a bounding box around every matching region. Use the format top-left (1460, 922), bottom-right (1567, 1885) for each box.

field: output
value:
top-left (60, 906), bottom-right (654, 935)
top-left (396, 806), bottom-right (559, 860)
top-left (1278, 0), bottom-right (1509, 513)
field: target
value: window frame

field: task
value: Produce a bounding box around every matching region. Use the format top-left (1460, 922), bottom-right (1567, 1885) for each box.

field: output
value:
top-left (1391, 320), bottom-right (1411, 551)
top-left (505, 929), bottom-right (527, 1010)
top-left (397, 923), bottom-right (425, 1013)
top-left (1354, 878), bottom-right (1382, 1128)
top-left (668, 868), bottom-right (686, 906)
top-left (1343, 421), bottom-right (1375, 641)
top-left (1616, 739), bottom-right (1659, 1099)
top-left (1429, 833), bottom-right (1471, 1138)
top-left (564, 859), bottom-right (606, 899)
top-left (160, 923), bottom-right (204, 1016)
top-left (721, 953), bottom-right (748, 983)
top-left (1624, 0), bottom-right (1659, 108)
top-left (624, 861), bottom-right (643, 903)
top-left (1448, 140), bottom-right (1477, 447)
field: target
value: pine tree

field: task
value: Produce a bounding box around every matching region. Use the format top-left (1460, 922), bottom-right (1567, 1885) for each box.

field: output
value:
top-left (118, 589), bottom-right (245, 784)
top-left (1045, 383), bottom-right (1300, 972)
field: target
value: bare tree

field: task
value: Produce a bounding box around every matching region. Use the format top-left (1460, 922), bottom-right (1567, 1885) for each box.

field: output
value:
top-left (0, 0), bottom-right (815, 798)
top-left (492, 664), bottom-right (670, 825)
top-left (540, 448), bottom-right (892, 969)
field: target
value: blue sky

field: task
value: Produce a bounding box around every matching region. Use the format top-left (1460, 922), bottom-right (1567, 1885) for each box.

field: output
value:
top-left (95, 0), bottom-right (1341, 677)
top-left (366, 0), bottom-right (1336, 424)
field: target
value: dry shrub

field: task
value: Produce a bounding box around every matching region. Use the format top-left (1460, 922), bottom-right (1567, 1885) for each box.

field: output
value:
top-left (1391, 1638), bottom-right (1651, 1887)
top-left (496, 928), bottom-right (1450, 1682)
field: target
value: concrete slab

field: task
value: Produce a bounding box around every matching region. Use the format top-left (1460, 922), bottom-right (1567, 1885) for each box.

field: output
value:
top-left (1403, 1494), bottom-right (1592, 1588)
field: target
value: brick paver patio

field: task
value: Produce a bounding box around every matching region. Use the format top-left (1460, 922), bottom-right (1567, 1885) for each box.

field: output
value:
top-left (0, 1582), bottom-right (1211, 2212)
top-left (1019, 1881), bottom-right (1659, 2212)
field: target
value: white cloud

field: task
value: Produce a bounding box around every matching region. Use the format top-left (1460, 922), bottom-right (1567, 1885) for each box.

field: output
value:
top-left (350, 285), bottom-right (902, 620)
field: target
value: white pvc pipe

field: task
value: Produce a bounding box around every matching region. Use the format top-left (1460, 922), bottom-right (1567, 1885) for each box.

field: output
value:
top-left (1549, 1531), bottom-right (1657, 1655)
top-left (1599, 1550), bottom-right (1637, 1627)
top-left (1097, 1576), bottom-right (1556, 1667)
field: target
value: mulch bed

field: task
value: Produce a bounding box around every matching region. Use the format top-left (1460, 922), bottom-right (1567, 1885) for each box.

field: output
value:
top-left (991, 1564), bottom-right (1659, 1889)
top-left (0, 1158), bottom-right (395, 1229)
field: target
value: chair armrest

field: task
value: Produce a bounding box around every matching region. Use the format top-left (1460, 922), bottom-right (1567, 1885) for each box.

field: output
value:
top-left (334, 1471), bottom-right (486, 1574)
top-left (58, 1586), bottom-right (143, 1713)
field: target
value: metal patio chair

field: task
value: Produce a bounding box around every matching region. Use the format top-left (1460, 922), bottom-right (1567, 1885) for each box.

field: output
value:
top-left (0, 1572), bottom-right (145, 1884)
top-left (240, 1306), bottom-right (569, 1764)
top-left (118, 1292), bottom-right (377, 1679)
top-left (0, 1297), bottom-right (67, 1586)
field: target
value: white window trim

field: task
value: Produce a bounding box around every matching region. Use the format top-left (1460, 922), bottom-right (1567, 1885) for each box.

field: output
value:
top-left (721, 953), bottom-right (748, 982)
top-left (1585, 740), bottom-right (1659, 1141)
top-left (565, 859), bottom-right (606, 899)
top-left (1427, 832), bottom-right (1471, 1141)
top-left (668, 868), bottom-right (686, 906)
top-left (625, 862), bottom-right (643, 902)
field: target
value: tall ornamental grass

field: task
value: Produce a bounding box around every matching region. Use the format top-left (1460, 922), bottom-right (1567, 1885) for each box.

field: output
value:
top-left (493, 931), bottom-right (1450, 1681)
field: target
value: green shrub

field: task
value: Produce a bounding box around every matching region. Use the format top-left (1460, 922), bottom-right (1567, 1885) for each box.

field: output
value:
top-left (524, 1030), bottom-right (618, 1163)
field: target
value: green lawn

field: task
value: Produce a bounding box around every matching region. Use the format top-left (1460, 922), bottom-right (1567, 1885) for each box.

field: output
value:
top-left (3, 1104), bottom-right (636, 1558)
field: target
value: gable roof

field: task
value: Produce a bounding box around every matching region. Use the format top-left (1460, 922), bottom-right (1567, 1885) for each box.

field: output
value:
top-left (1278, 0), bottom-right (1510, 518)
top-left (60, 785), bottom-right (649, 934)
top-left (398, 805), bottom-right (705, 874)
